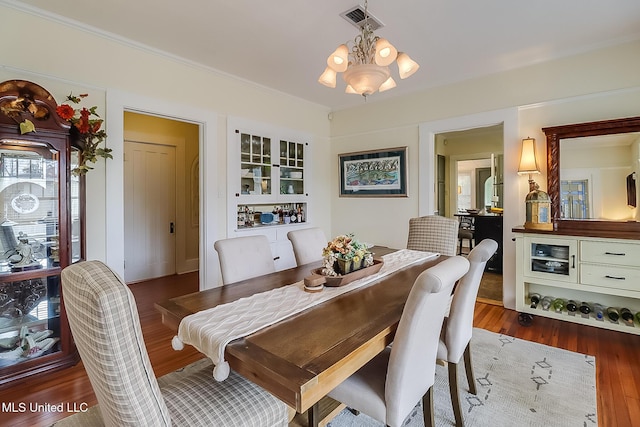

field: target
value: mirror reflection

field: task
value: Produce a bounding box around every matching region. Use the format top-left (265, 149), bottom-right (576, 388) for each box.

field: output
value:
top-left (559, 132), bottom-right (640, 220)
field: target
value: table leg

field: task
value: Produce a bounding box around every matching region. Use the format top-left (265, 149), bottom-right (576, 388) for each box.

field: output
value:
top-left (307, 402), bottom-right (320, 427)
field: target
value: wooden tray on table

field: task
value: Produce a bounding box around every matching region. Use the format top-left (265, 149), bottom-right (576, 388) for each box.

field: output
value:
top-left (304, 259), bottom-right (384, 290)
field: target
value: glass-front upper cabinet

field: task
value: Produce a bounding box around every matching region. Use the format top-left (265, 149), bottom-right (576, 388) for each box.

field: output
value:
top-left (279, 139), bottom-right (304, 195)
top-left (240, 131), bottom-right (272, 196)
top-left (231, 118), bottom-right (309, 202)
top-left (0, 80), bottom-right (83, 387)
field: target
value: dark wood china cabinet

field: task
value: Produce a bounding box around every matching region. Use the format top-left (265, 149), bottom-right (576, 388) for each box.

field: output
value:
top-left (0, 80), bottom-right (83, 387)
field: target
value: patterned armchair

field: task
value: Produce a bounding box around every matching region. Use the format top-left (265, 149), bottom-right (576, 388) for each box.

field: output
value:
top-left (407, 215), bottom-right (458, 256)
top-left (61, 260), bottom-right (288, 427)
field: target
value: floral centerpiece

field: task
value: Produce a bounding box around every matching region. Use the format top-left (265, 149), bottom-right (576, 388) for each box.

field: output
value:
top-left (321, 233), bottom-right (374, 277)
top-left (56, 93), bottom-right (112, 175)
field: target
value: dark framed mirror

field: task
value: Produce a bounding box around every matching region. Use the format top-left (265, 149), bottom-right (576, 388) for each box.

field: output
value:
top-left (542, 116), bottom-right (640, 237)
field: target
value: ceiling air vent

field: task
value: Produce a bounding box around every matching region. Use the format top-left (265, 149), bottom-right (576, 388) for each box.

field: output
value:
top-left (340, 5), bottom-right (384, 31)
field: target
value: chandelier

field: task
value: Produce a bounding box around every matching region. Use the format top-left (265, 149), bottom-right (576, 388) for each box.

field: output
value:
top-left (318, 0), bottom-right (419, 98)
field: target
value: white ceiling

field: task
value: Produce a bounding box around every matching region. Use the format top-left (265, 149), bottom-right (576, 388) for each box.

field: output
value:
top-left (8, 0), bottom-right (640, 110)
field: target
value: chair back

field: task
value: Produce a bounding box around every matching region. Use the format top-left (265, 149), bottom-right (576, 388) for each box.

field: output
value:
top-left (407, 215), bottom-right (458, 256)
top-left (214, 235), bottom-right (276, 284)
top-left (287, 227), bottom-right (328, 266)
top-left (385, 256), bottom-right (470, 426)
top-left (444, 239), bottom-right (498, 362)
top-left (61, 261), bottom-right (171, 427)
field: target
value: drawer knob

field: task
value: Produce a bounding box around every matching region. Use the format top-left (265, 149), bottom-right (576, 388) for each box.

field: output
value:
top-left (605, 275), bottom-right (626, 280)
top-left (604, 251), bottom-right (626, 256)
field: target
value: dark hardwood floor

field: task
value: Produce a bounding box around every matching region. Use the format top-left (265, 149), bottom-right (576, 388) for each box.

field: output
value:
top-left (0, 271), bottom-right (638, 427)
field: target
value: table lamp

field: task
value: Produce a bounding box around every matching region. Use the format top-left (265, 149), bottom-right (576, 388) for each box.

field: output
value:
top-left (518, 137), bottom-right (552, 230)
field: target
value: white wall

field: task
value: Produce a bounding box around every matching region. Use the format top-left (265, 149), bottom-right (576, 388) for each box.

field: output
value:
top-left (0, 4), bottom-right (331, 288)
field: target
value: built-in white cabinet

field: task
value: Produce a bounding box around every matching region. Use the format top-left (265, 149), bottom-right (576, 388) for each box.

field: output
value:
top-left (515, 230), bottom-right (640, 334)
top-left (226, 117), bottom-right (313, 271)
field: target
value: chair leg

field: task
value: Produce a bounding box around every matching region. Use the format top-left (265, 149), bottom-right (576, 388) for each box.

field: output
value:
top-left (422, 386), bottom-right (435, 427)
top-left (448, 362), bottom-right (464, 427)
top-left (463, 342), bottom-right (477, 395)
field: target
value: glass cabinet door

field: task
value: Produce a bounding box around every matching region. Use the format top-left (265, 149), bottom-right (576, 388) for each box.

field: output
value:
top-left (525, 237), bottom-right (577, 283)
top-left (0, 144), bottom-right (62, 367)
top-left (240, 132), bottom-right (272, 196)
top-left (279, 139), bottom-right (305, 195)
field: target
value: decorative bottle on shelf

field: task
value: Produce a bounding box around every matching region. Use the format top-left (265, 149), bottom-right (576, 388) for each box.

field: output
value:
top-left (620, 308), bottom-right (634, 324)
top-left (566, 300), bottom-right (578, 313)
top-left (593, 304), bottom-right (605, 320)
top-left (552, 298), bottom-right (565, 313)
top-left (579, 302), bottom-right (592, 315)
top-left (541, 296), bottom-right (553, 311)
top-left (529, 293), bottom-right (541, 309)
top-left (607, 307), bottom-right (620, 322)
top-left (636, 311), bottom-right (640, 324)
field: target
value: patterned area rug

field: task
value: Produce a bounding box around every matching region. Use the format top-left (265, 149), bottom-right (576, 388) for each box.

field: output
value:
top-left (327, 328), bottom-right (597, 427)
top-left (55, 328), bottom-right (596, 427)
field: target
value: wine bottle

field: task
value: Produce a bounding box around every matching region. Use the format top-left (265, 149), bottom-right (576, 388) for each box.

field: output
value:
top-left (593, 304), bottom-right (605, 320)
top-left (541, 296), bottom-right (553, 311)
top-left (579, 302), bottom-right (592, 315)
top-left (607, 307), bottom-right (620, 322)
top-left (620, 308), bottom-right (634, 324)
top-left (636, 311), bottom-right (640, 324)
top-left (529, 293), bottom-right (541, 309)
top-left (552, 298), bottom-right (565, 313)
top-left (566, 300), bottom-right (578, 312)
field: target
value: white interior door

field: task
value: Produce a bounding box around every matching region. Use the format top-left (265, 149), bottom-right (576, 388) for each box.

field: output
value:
top-left (124, 141), bottom-right (176, 282)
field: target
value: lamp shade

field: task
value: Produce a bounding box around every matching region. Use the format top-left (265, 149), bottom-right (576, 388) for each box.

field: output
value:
top-left (518, 137), bottom-right (541, 175)
top-left (318, 67), bottom-right (337, 88)
top-left (396, 52), bottom-right (419, 79)
top-left (374, 38), bottom-right (398, 66)
top-left (327, 44), bottom-right (349, 72)
top-left (343, 64), bottom-right (391, 96)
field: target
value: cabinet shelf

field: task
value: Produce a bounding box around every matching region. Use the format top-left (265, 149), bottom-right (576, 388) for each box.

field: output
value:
top-left (519, 303), bottom-right (640, 335)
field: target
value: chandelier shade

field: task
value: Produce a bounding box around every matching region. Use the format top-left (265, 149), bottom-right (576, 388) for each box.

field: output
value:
top-left (374, 38), bottom-right (398, 66)
top-left (327, 44), bottom-right (349, 72)
top-left (396, 52), bottom-right (420, 79)
top-left (318, 0), bottom-right (419, 98)
top-left (378, 77), bottom-right (397, 92)
top-left (318, 67), bottom-right (337, 88)
top-left (343, 64), bottom-right (391, 96)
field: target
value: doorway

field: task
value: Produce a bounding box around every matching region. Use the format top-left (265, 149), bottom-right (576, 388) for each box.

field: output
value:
top-left (435, 124), bottom-right (504, 304)
top-left (122, 112), bottom-right (200, 284)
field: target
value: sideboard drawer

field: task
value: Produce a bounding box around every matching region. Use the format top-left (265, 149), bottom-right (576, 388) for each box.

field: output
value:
top-left (581, 264), bottom-right (640, 292)
top-left (580, 241), bottom-right (640, 267)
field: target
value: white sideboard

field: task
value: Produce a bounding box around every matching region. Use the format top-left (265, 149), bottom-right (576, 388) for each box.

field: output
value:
top-left (514, 229), bottom-right (640, 334)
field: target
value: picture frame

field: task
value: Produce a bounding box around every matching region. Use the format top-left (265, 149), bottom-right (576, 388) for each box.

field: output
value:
top-left (339, 147), bottom-right (408, 197)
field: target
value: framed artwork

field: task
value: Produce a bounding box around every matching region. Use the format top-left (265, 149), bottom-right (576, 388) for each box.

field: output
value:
top-left (339, 147), bottom-right (408, 197)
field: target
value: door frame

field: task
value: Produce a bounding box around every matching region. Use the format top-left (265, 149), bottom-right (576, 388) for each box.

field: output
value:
top-left (106, 90), bottom-right (218, 290)
top-left (418, 108), bottom-right (519, 309)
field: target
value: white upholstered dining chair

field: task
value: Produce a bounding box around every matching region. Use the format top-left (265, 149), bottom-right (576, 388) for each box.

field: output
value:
top-left (287, 227), bottom-right (328, 266)
top-left (407, 215), bottom-right (458, 256)
top-left (61, 260), bottom-right (288, 427)
top-left (437, 238), bottom-right (498, 427)
top-left (214, 235), bottom-right (276, 284)
top-left (326, 256), bottom-right (470, 427)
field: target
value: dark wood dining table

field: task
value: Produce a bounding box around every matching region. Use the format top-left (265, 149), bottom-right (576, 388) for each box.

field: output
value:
top-left (155, 246), bottom-right (445, 424)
